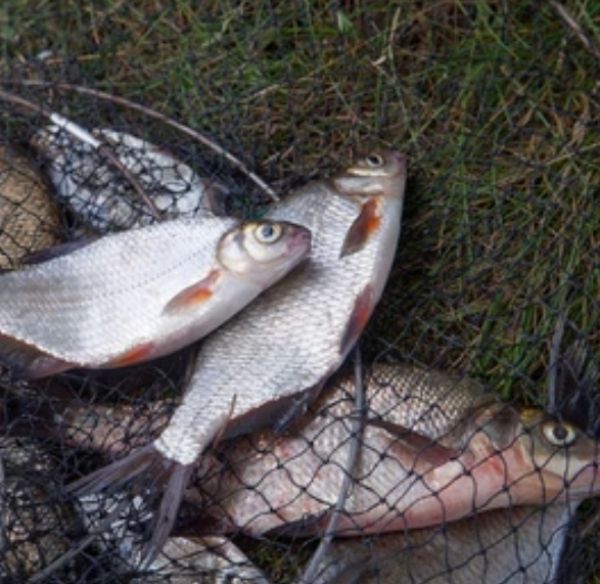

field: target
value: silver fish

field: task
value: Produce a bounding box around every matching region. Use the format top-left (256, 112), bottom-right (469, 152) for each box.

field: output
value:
top-left (195, 365), bottom-right (600, 539)
top-left (0, 145), bottom-right (61, 269)
top-left (67, 151), bottom-right (407, 561)
top-left (31, 125), bottom-right (229, 231)
top-left (313, 504), bottom-right (574, 584)
top-left (0, 216), bottom-right (311, 378)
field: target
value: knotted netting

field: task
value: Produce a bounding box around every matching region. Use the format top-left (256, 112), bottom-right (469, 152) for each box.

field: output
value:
top-left (0, 1), bottom-right (599, 583)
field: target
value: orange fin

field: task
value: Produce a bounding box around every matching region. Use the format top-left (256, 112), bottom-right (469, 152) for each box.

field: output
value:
top-left (0, 334), bottom-right (74, 379)
top-left (340, 199), bottom-right (381, 258)
top-left (339, 284), bottom-right (374, 356)
top-left (163, 269), bottom-right (221, 314)
top-left (110, 341), bottom-right (156, 367)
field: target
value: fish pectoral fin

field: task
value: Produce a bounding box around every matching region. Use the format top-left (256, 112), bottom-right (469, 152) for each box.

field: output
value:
top-left (22, 238), bottom-right (97, 265)
top-left (162, 268), bottom-right (222, 314)
top-left (0, 334), bottom-right (74, 379)
top-left (364, 417), bottom-right (460, 470)
top-left (66, 443), bottom-right (195, 567)
top-left (340, 198), bottom-right (381, 258)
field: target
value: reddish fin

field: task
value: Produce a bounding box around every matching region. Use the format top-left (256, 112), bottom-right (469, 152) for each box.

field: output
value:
top-left (163, 269), bottom-right (221, 314)
top-left (109, 341), bottom-right (156, 367)
top-left (367, 417), bottom-right (460, 470)
top-left (339, 285), bottom-right (374, 357)
top-left (22, 238), bottom-right (97, 265)
top-left (340, 199), bottom-right (381, 258)
top-left (66, 444), bottom-right (194, 566)
top-left (0, 334), bottom-right (74, 379)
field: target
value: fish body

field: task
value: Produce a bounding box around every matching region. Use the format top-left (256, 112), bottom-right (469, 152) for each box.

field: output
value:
top-left (31, 126), bottom-right (229, 231)
top-left (314, 504), bottom-right (574, 584)
top-left (0, 216), bottom-right (311, 378)
top-left (0, 145), bottom-right (61, 269)
top-left (68, 151), bottom-right (407, 561)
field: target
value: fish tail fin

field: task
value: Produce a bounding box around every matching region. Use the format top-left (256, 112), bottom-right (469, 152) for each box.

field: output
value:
top-left (66, 444), bottom-right (194, 565)
top-left (0, 334), bottom-right (73, 379)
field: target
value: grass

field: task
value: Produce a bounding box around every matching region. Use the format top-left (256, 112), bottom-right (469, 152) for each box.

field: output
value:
top-left (0, 0), bottom-right (599, 582)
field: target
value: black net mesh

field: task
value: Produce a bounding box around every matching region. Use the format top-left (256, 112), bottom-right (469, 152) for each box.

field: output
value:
top-left (0, 1), bottom-right (599, 583)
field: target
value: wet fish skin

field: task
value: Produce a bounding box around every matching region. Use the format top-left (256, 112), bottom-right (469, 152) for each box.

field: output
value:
top-left (31, 125), bottom-right (230, 231)
top-left (0, 216), bottom-right (311, 378)
top-left (315, 504), bottom-right (575, 584)
top-left (67, 151), bottom-right (406, 563)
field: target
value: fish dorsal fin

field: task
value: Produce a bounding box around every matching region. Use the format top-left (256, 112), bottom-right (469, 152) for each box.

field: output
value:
top-left (22, 238), bottom-right (97, 265)
top-left (162, 268), bottom-right (222, 314)
top-left (340, 198), bottom-right (381, 258)
top-left (365, 417), bottom-right (460, 471)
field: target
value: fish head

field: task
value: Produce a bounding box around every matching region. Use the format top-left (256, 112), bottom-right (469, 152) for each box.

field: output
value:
top-left (473, 406), bottom-right (600, 505)
top-left (217, 220), bottom-right (311, 285)
top-left (332, 151), bottom-right (407, 200)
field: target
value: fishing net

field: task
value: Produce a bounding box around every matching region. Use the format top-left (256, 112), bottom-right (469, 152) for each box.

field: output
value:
top-left (0, 1), bottom-right (599, 583)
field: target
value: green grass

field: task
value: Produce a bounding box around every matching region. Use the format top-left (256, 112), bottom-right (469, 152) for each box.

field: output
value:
top-left (0, 0), bottom-right (599, 582)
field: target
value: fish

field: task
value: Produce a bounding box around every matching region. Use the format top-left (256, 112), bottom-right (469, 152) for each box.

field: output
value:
top-left (66, 151), bottom-right (407, 561)
top-left (0, 144), bottom-right (61, 269)
top-left (313, 504), bottom-right (574, 584)
top-left (31, 125), bottom-right (231, 231)
top-left (37, 363), bottom-right (599, 582)
top-left (193, 365), bottom-right (600, 540)
top-left (0, 215), bottom-right (311, 378)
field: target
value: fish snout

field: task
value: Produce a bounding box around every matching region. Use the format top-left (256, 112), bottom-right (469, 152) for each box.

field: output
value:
top-left (390, 151), bottom-right (407, 176)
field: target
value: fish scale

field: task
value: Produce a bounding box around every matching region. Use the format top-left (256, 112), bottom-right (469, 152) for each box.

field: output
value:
top-left (0, 215), bottom-right (311, 376)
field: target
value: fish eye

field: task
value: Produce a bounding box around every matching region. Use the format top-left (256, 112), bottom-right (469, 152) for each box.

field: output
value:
top-left (541, 421), bottom-right (578, 447)
top-left (253, 223), bottom-right (283, 244)
top-left (366, 154), bottom-right (384, 167)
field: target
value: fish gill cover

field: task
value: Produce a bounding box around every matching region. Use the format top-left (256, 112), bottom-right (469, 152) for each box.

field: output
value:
top-left (0, 1), bottom-right (599, 583)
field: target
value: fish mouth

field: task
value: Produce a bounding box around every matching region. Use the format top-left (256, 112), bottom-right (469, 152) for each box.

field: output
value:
top-left (391, 151), bottom-right (407, 175)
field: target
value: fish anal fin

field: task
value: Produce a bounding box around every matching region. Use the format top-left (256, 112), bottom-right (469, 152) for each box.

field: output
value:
top-left (22, 238), bottom-right (97, 265)
top-left (109, 341), bottom-right (156, 368)
top-left (340, 198), bottom-right (381, 258)
top-left (339, 285), bottom-right (374, 357)
top-left (163, 269), bottom-right (222, 314)
top-left (367, 418), bottom-right (460, 470)
top-left (0, 334), bottom-right (74, 379)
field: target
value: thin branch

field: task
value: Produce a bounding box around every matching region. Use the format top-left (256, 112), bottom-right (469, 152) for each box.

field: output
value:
top-left (5, 80), bottom-right (279, 202)
top-left (0, 89), bottom-right (161, 220)
top-left (550, 1), bottom-right (600, 64)
top-left (298, 346), bottom-right (366, 584)
top-left (547, 313), bottom-right (566, 414)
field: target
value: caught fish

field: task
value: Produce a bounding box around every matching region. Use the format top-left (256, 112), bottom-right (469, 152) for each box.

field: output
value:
top-left (312, 504), bottom-right (574, 584)
top-left (67, 151), bottom-right (407, 560)
top-left (0, 144), bottom-right (61, 269)
top-left (31, 125), bottom-right (230, 231)
top-left (194, 365), bottom-right (600, 539)
top-left (0, 215), bottom-right (311, 378)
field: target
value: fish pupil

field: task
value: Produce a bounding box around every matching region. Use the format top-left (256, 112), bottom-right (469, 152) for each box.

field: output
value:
top-left (261, 225), bottom-right (274, 238)
top-left (553, 425), bottom-right (568, 441)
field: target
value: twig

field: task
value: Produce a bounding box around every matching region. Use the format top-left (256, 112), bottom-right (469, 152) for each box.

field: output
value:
top-left (0, 89), bottom-right (161, 220)
top-left (4, 80), bottom-right (279, 202)
top-left (547, 313), bottom-right (566, 414)
top-left (297, 346), bottom-right (366, 584)
top-left (550, 1), bottom-right (600, 64)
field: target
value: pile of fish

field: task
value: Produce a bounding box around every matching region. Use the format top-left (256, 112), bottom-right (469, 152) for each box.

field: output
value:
top-left (0, 124), bottom-right (597, 584)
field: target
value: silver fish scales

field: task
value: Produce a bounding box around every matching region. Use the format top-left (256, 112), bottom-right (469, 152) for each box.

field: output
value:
top-left (68, 150), bottom-right (407, 563)
top-left (0, 215), bottom-right (311, 378)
